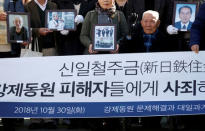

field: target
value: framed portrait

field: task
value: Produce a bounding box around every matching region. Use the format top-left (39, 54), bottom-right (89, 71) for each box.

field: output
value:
top-left (172, 2), bottom-right (198, 32)
top-left (46, 9), bottom-right (77, 31)
top-left (93, 24), bottom-right (116, 51)
top-left (7, 12), bottom-right (31, 43)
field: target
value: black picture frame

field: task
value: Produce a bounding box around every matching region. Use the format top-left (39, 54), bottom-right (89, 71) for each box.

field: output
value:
top-left (172, 2), bottom-right (198, 32)
top-left (45, 9), bottom-right (77, 31)
top-left (92, 24), bottom-right (117, 51)
top-left (7, 12), bottom-right (31, 43)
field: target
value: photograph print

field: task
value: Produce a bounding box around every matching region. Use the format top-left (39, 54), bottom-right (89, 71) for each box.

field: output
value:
top-left (7, 12), bottom-right (31, 43)
top-left (93, 24), bottom-right (116, 51)
top-left (173, 2), bottom-right (198, 31)
top-left (46, 10), bottom-right (76, 31)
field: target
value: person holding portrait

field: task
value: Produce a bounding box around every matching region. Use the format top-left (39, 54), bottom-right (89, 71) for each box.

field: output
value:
top-left (80, 0), bottom-right (128, 130)
top-left (24, 0), bottom-right (58, 129)
top-left (9, 15), bottom-right (28, 41)
top-left (174, 5), bottom-right (193, 31)
top-left (0, 1), bottom-right (26, 130)
top-left (167, 2), bottom-right (197, 51)
top-left (80, 0), bottom-right (128, 54)
top-left (0, 0), bottom-right (25, 58)
top-left (24, 0), bottom-right (57, 56)
top-left (51, 0), bottom-right (85, 56)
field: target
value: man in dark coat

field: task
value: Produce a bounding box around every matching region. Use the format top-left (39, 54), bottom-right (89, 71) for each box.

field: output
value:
top-left (122, 0), bottom-right (177, 53)
top-left (24, 0), bottom-right (58, 128)
top-left (129, 10), bottom-right (168, 53)
top-left (190, 2), bottom-right (205, 53)
top-left (123, 10), bottom-right (168, 129)
top-left (24, 0), bottom-right (57, 56)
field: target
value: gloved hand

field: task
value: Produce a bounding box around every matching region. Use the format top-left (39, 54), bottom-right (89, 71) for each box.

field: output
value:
top-left (167, 25), bottom-right (178, 35)
top-left (75, 15), bottom-right (84, 25)
top-left (60, 30), bottom-right (69, 35)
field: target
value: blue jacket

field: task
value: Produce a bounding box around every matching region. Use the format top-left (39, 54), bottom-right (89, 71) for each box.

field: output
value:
top-left (4, 0), bottom-right (24, 12)
top-left (174, 21), bottom-right (193, 30)
top-left (190, 3), bottom-right (205, 48)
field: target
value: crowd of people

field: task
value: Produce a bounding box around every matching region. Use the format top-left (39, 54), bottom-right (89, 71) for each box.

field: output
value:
top-left (0, 0), bottom-right (205, 131)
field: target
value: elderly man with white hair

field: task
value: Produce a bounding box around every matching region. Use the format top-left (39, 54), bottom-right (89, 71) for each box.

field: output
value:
top-left (124, 10), bottom-right (170, 129)
top-left (9, 15), bottom-right (28, 41)
top-left (129, 10), bottom-right (168, 53)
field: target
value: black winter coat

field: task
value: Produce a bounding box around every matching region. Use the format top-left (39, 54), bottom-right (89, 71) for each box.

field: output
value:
top-left (127, 0), bottom-right (174, 31)
top-left (121, 24), bottom-right (169, 53)
top-left (79, 0), bottom-right (97, 17)
top-left (51, 0), bottom-right (85, 55)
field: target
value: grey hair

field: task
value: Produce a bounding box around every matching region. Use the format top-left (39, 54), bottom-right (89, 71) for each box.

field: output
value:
top-left (142, 10), bottom-right (159, 20)
top-left (13, 15), bottom-right (23, 28)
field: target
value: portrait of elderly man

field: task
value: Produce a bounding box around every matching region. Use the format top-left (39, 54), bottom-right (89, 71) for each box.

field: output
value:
top-left (9, 15), bottom-right (28, 42)
top-left (174, 5), bottom-right (193, 31)
top-left (48, 12), bottom-right (65, 30)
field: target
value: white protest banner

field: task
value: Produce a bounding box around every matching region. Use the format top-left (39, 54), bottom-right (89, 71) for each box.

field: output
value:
top-left (0, 51), bottom-right (205, 118)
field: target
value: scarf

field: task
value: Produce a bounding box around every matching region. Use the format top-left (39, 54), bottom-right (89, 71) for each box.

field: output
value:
top-left (95, 2), bottom-right (116, 18)
top-left (143, 30), bottom-right (158, 52)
